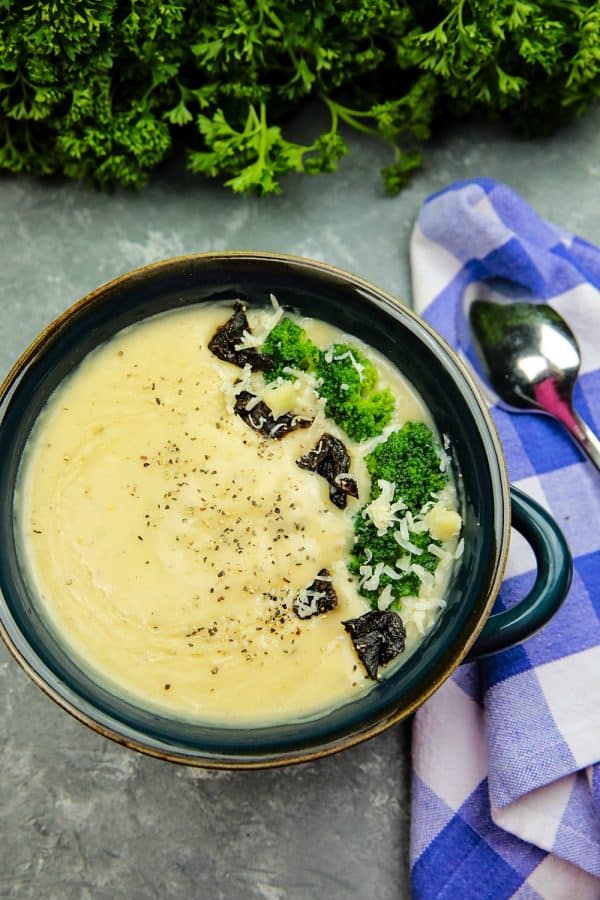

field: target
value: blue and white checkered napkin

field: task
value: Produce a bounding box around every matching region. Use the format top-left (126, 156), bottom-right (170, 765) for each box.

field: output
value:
top-left (409, 179), bottom-right (600, 899)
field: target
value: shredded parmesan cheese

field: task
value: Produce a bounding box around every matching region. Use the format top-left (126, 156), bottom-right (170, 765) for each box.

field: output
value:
top-left (413, 611), bottom-right (426, 634)
top-left (334, 472), bottom-right (356, 486)
top-left (409, 564), bottom-right (434, 587)
top-left (363, 479), bottom-right (406, 534)
top-left (360, 561), bottom-right (385, 592)
top-left (234, 329), bottom-right (262, 350)
top-left (294, 588), bottom-right (327, 619)
top-left (235, 293), bottom-right (284, 351)
top-left (243, 394), bottom-right (261, 411)
top-left (377, 584), bottom-right (394, 610)
top-left (427, 543), bottom-right (450, 560)
top-left (394, 535), bottom-right (423, 555)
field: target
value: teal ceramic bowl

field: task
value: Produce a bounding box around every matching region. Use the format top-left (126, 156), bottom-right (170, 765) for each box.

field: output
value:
top-left (0, 253), bottom-right (572, 768)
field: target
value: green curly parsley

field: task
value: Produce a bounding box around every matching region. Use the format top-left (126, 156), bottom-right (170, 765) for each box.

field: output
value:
top-left (1, 2), bottom-right (597, 192)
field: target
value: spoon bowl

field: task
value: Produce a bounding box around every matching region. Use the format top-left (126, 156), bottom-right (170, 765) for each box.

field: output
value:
top-left (470, 300), bottom-right (600, 471)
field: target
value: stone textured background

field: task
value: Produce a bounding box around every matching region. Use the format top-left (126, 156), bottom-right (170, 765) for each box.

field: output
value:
top-left (1, 108), bottom-right (599, 899)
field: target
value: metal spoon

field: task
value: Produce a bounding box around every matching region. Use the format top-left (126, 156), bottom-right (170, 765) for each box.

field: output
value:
top-left (469, 300), bottom-right (600, 471)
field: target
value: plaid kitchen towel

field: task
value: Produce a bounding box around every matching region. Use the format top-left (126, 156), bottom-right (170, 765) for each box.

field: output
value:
top-left (409, 179), bottom-right (600, 899)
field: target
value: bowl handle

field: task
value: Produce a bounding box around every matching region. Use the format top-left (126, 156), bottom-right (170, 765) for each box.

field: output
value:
top-left (466, 486), bottom-right (572, 661)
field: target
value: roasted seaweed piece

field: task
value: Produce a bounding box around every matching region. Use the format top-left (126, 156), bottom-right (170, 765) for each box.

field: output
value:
top-left (296, 433), bottom-right (358, 509)
top-left (293, 569), bottom-right (338, 619)
top-left (234, 390), bottom-right (313, 439)
top-left (342, 609), bottom-right (406, 680)
top-left (208, 302), bottom-right (274, 370)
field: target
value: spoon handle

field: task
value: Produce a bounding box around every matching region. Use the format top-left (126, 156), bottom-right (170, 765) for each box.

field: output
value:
top-left (570, 410), bottom-right (600, 472)
top-left (531, 378), bottom-right (600, 472)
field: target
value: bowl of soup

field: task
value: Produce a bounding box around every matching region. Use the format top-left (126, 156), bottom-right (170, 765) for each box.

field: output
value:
top-left (0, 253), bottom-right (571, 768)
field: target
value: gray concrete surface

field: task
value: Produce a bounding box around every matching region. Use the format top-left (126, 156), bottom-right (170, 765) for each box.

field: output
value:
top-left (1, 106), bottom-right (599, 900)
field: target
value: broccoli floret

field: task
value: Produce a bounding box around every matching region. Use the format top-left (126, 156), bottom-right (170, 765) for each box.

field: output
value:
top-left (359, 573), bottom-right (422, 611)
top-left (261, 317), bottom-right (320, 383)
top-left (365, 421), bottom-right (447, 513)
top-left (350, 516), bottom-right (399, 567)
top-left (317, 343), bottom-right (378, 396)
top-left (315, 343), bottom-right (394, 441)
top-left (348, 422), bottom-right (448, 610)
top-left (349, 516), bottom-right (439, 610)
top-left (340, 391), bottom-right (395, 442)
top-left (260, 331), bottom-right (395, 440)
top-left (402, 528), bottom-right (440, 575)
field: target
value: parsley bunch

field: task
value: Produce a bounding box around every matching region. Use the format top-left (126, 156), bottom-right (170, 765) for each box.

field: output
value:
top-left (1, 1), bottom-right (597, 194)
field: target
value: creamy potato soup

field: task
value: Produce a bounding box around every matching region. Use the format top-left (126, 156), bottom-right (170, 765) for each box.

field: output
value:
top-left (15, 300), bottom-right (462, 725)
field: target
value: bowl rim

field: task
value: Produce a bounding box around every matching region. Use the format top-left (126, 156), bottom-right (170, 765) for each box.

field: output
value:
top-left (0, 250), bottom-right (511, 768)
